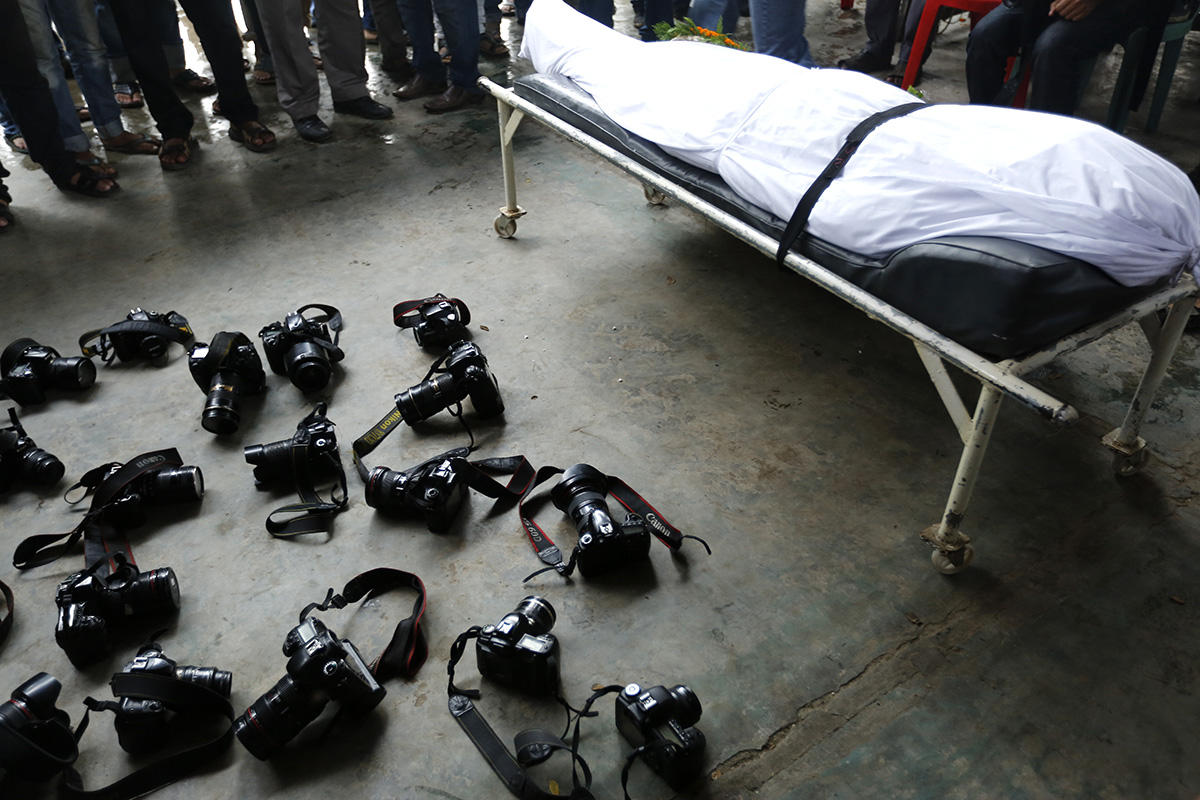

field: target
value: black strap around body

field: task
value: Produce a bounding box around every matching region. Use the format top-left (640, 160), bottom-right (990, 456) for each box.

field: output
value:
top-left (264, 404), bottom-right (350, 539)
top-left (78, 316), bottom-right (194, 363)
top-left (775, 102), bottom-right (927, 267)
top-left (12, 448), bottom-right (185, 572)
top-left (392, 295), bottom-right (471, 329)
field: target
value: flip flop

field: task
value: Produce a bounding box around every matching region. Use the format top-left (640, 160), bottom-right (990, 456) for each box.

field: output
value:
top-left (0, 190), bottom-right (14, 235)
top-left (75, 155), bottom-right (118, 177)
top-left (159, 137), bottom-right (200, 171)
top-left (102, 132), bottom-right (161, 155)
top-left (59, 165), bottom-right (121, 198)
top-left (171, 68), bottom-right (217, 94)
top-left (114, 82), bottom-right (144, 109)
top-left (253, 68), bottom-right (276, 85)
top-left (229, 122), bottom-right (277, 153)
top-left (3, 133), bottom-right (28, 155)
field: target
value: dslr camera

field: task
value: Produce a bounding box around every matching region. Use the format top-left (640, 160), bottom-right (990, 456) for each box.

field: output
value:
top-left (55, 554), bottom-right (182, 666)
top-left (551, 464), bottom-right (650, 578)
top-left (0, 407), bottom-right (64, 491)
top-left (233, 616), bottom-right (385, 760)
top-left (97, 460), bottom-right (204, 530)
top-left (395, 341), bottom-right (504, 425)
top-left (0, 673), bottom-right (77, 782)
top-left (259, 305), bottom-right (344, 393)
top-left (108, 641), bottom-right (232, 754)
top-left (188, 332), bottom-right (267, 435)
top-left (475, 596), bottom-right (559, 696)
top-left (1, 338), bottom-right (95, 406)
top-left (84, 308), bottom-right (194, 367)
top-left (394, 295), bottom-right (470, 349)
top-left (614, 683), bottom-right (706, 790)
top-left (244, 403), bottom-right (340, 489)
top-left (365, 455), bottom-right (464, 533)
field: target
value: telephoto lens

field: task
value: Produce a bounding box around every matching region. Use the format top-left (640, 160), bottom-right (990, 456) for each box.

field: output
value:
top-left (188, 333), bottom-right (267, 435)
top-left (1, 338), bottom-right (96, 406)
top-left (0, 410), bottom-right (65, 490)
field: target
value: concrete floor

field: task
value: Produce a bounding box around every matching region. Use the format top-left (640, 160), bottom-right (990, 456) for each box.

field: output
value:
top-left (2, 2), bottom-right (1200, 798)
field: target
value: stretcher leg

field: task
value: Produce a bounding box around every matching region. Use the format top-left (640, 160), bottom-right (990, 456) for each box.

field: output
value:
top-left (1102, 298), bottom-right (1194, 475)
top-left (495, 98), bottom-right (527, 238)
top-left (921, 383), bottom-right (1004, 574)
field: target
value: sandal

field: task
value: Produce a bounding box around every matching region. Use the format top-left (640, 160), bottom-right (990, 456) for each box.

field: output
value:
top-left (229, 121), bottom-right (277, 153)
top-left (114, 81), bottom-right (144, 109)
top-left (885, 67), bottom-right (922, 87)
top-left (253, 67), bottom-right (276, 85)
top-left (0, 190), bottom-right (14, 235)
top-left (171, 68), bottom-right (217, 94)
top-left (77, 106), bottom-right (91, 122)
top-left (159, 137), bottom-right (199, 171)
top-left (75, 154), bottom-right (118, 177)
top-left (102, 131), bottom-right (161, 155)
top-left (3, 133), bottom-right (28, 155)
top-left (59, 165), bottom-right (120, 198)
top-left (479, 31), bottom-right (509, 57)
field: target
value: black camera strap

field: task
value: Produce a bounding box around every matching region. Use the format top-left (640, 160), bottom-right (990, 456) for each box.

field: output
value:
top-left (12, 448), bottom-right (185, 572)
top-left (0, 706), bottom-right (79, 782)
top-left (196, 331), bottom-right (266, 388)
top-left (775, 101), bottom-right (926, 268)
top-left (567, 685), bottom-right (678, 800)
top-left (392, 294), bottom-right (471, 329)
top-left (295, 303), bottom-right (345, 360)
top-left (517, 468), bottom-right (711, 581)
top-left (62, 668), bottom-right (234, 800)
top-left (263, 404), bottom-right (350, 539)
top-left (0, 578), bottom-right (12, 647)
top-left (301, 567), bottom-right (429, 681)
top-left (78, 316), bottom-right (194, 364)
top-left (445, 628), bottom-right (596, 800)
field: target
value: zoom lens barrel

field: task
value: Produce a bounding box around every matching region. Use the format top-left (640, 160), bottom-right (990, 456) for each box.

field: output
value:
top-left (19, 446), bottom-right (64, 485)
top-left (48, 356), bottom-right (96, 391)
top-left (513, 596), bottom-right (556, 635)
top-left (203, 372), bottom-right (247, 435)
top-left (285, 341), bottom-right (331, 393)
top-left (124, 567), bottom-right (182, 615)
top-left (233, 675), bottom-right (328, 761)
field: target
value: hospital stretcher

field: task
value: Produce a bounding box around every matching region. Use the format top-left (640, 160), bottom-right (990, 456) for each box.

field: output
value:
top-left (478, 72), bottom-right (1199, 574)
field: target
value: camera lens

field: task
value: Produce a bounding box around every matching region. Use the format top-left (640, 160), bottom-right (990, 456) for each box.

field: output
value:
top-left (244, 438), bottom-right (294, 486)
top-left (233, 675), bottom-right (329, 761)
top-left (175, 665), bottom-right (233, 698)
top-left (551, 464), bottom-right (609, 519)
top-left (19, 446), bottom-right (64, 486)
top-left (203, 372), bottom-right (247, 435)
top-left (285, 341), bottom-right (332, 393)
top-left (365, 466), bottom-right (408, 511)
top-left (45, 355), bottom-right (96, 391)
top-left (2, 673), bottom-right (63, 728)
top-left (125, 567), bottom-right (182, 615)
top-left (139, 335), bottom-right (169, 367)
top-left (145, 465), bottom-right (204, 503)
top-left (514, 596), bottom-right (556, 635)
top-left (667, 685), bottom-right (703, 727)
top-left (395, 373), bottom-right (460, 424)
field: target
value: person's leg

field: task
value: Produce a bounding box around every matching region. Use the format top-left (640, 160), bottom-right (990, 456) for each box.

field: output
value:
top-left (433, 0), bottom-right (480, 89)
top-left (106, 0), bottom-right (194, 142)
top-left (686, 0), bottom-right (739, 33)
top-left (862, 0), bottom-right (899, 62)
top-left (312, 0), bottom-right (369, 102)
top-left (0, 95), bottom-right (22, 141)
top-left (749, 0), bottom-right (813, 66)
top-left (177, 0), bottom-right (260, 124)
top-left (45, 0), bottom-right (130, 142)
top-left (151, 0), bottom-right (188, 71)
top-left (1027, 0), bottom-right (1143, 115)
top-left (257, 0), bottom-right (323, 118)
top-left (18, 0), bottom-right (93, 153)
top-left (240, 0), bottom-right (275, 75)
top-left (372, 0), bottom-right (415, 74)
top-left (640, 0), bottom-right (671, 40)
top-left (576, 0), bottom-right (612, 26)
top-left (395, 0), bottom-right (445, 85)
top-left (964, 3), bottom-right (1024, 105)
top-left (93, 0), bottom-right (137, 84)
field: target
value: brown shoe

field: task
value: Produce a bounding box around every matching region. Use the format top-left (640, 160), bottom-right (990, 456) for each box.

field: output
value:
top-left (423, 85), bottom-right (485, 114)
top-left (392, 74), bottom-right (448, 101)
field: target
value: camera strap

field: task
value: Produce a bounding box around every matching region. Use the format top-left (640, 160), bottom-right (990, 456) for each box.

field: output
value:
top-left (0, 578), bottom-right (12, 646)
top-left (517, 468), bottom-right (711, 580)
top-left (0, 704), bottom-right (79, 782)
top-left (300, 567), bottom-right (429, 681)
top-left (296, 303), bottom-right (345, 361)
top-left (196, 331), bottom-right (266, 388)
top-left (63, 668), bottom-right (234, 800)
top-left (12, 448), bottom-right (185, 572)
top-left (263, 404), bottom-right (350, 538)
top-left (445, 628), bottom-right (596, 800)
top-left (78, 315), bottom-right (194, 363)
top-left (775, 101), bottom-right (926, 268)
top-left (568, 685), bottom-right (679, 800)
top-left (392, 294), bottom-right (471, 329)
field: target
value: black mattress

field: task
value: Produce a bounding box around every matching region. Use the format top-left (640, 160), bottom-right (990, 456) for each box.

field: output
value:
top-left (513, 73), bottom-right (1161, 360)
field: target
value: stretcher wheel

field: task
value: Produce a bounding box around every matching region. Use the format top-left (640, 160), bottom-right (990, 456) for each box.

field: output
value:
top-left (494, 215), bottom-right (517, 239)
top-left (1113, 448), bottom-right (1150, 476)
top-left (642, 185), bottom-right (666, 205)
top-left (931, 546), bottom-right (974, 575)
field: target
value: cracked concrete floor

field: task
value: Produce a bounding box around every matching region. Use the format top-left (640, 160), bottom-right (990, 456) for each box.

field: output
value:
top-left (1, 1), bottom-right (1199, 798)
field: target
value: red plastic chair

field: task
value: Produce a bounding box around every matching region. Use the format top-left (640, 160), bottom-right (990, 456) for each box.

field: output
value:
top-left (900, 0), bottom-right (1001, 90)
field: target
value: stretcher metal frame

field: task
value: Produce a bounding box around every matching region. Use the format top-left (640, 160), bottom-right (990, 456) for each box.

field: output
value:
top-left (479, 75), bottom-right (1199, 574)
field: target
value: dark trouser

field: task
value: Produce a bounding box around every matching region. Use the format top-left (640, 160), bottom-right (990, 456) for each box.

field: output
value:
top-left (105, 0), bottom-right (194, 140)
top-left (370, 0), bottom-right (412, 70)
top-left (0, 0), bottom-right (78, 188)
top-left (395, 0), bottom-right (479, 89)
top-left (862, 0), bottom-right (901, 61)
top-left (178, 0), bottom-right (261, 126)
top-left (966, 0), bottom-right (1144, 115)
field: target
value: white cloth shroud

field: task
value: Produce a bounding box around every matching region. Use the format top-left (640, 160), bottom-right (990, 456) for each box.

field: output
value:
top-left (519, 0), bottom-right (1200, 287)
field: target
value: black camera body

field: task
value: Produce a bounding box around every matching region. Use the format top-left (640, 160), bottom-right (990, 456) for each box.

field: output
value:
top-left (1, 338), bottom-right (96, 406)
top-left (233, 616), bottom-right (385, 760)
top-left (106, 308), bottom-right (194, 367)
top-left (0, 408), bottom-right (64, 491)
top-left (244, 404), bottom-right (340, 489)
top-left (366, 457), bottom-right (465, 533)
top-left (188, 332), bottom-right (267, 435)
top-left (394, 341), bottom-right (504, 425)
top-left (614, 683), bottom-right (706, 790)
top-left (0, 673), bottom-right (76, 782)
top-left (99, 460), bottom-right (205, 530)
top-left (110, 642), bottom-right (233, 754)
top-left (259, 307), bottom-right (344, 393)
top-left (551, 464), bottom-right (651, 578)
top-left (55, 556), bottom-right (182, 666)
top-left (399, 296), bottom-right (470, 349)
top-left (475, 596), bottom-right (559, 696)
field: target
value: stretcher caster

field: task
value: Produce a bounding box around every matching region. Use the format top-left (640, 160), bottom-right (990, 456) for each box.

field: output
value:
top-left (494, 215), bottom-right (517, 239)
top-left (931, 546), bottom-right (974, 575)
top-left (642, 184), bottom-right (666, 205)
top-left (1113, 448), bottom-right (1150, 477)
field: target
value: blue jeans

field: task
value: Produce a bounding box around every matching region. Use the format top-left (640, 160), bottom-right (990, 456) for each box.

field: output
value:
top-left (396, 0), bottom-right (479, 89)
top-left (966, 0), bottom-right (1144, 115)
top-left (20, 0), bottom-right (126, 151)
top-left (94, 0), bottom-right (186, 83)
top-left (688, 0), bottom-right (814, 65)
top-left (0, 95), bottom-right (20, 137)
